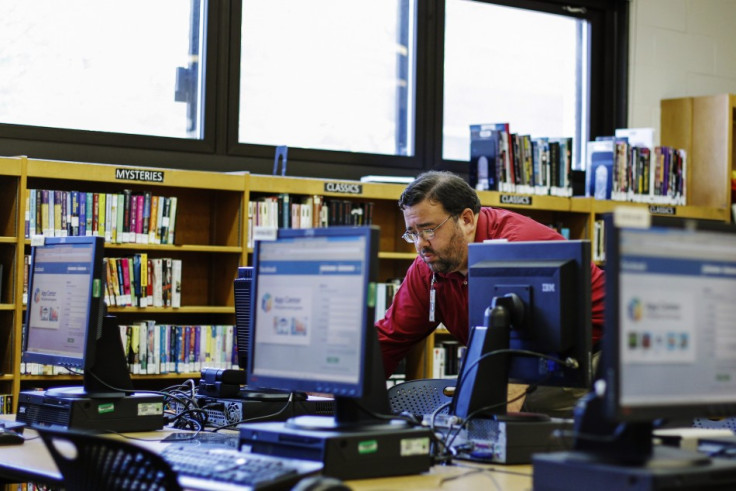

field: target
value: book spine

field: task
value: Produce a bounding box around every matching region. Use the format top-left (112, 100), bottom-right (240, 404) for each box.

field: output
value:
top-left (171, 259), bottom-right (182, 308)
top-left (167, 196), bottom-right (178, 245)
top-left (97, 192), bottom-right (106, 239)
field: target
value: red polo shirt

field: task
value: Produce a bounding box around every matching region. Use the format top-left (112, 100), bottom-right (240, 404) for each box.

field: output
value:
top-left (376, 207), bottom-right (605, 376)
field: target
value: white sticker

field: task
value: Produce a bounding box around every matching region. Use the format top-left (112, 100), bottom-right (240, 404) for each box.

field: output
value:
top-left (30, 235), bottom-right (46, 246)
top-left (613, 206), bottom-right (651, 229)
top-left (138, 402), bottom-right (164, 416)
top-left (400, 437), bottom-right (430, 456)
top-left (252, 226), bottom-right (278, 242)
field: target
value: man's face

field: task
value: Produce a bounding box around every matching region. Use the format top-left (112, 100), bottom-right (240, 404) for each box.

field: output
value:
top-left (402, 199), bottom-right (468, 274)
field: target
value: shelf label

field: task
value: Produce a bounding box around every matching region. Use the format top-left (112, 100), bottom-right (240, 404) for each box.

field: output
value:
top-left (324, 181), bottom-right (363, 195)
top-left (648, 205), bottom-right (676, 215)
top-left (500, 194), bottom-right (533, 206)
top-left (115, 168), bottom-right (165, 183)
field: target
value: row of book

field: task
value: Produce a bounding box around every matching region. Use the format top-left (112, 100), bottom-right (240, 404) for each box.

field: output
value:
top-left (0, 394), bottom-right (12, 414)
top-left (20, 323), bottom-right (238, 376)
top-left (585, 128), bottom-right (687, 205)
top-left (248, 194), bottom-right (375, 247)
top-left (432, 339), bottom-right (466, 379)
top-left (24, 188), bottom-right (179, 244)
top-left (21, 254), bottom-right (182, 309)
top-left (104, 256), bottom-right (181, 308)
top-left (470, 123), bottom-right (574, 196)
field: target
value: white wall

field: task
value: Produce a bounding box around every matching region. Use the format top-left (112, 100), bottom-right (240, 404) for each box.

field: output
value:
top-left (627, 0), bottom-right (736, 143)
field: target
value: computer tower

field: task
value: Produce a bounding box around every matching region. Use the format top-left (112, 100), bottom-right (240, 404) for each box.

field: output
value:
top-left (233, 266), bottom-right (253, 370)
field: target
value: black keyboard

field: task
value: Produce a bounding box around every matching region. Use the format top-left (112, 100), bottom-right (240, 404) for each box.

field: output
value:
top-left (161, 443), bottom-right (323, 490)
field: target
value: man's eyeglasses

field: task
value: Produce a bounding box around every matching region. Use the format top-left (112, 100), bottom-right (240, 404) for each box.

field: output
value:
top-left (401, 215), bottom-right (453, 243)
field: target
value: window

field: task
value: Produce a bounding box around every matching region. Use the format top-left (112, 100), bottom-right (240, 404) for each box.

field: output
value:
top-left (0, 1), bottom-right (626, 178)
top-left (0, 0), bottom-right (205, 139)
top-left (239, 0), bottom-right (416, 157)
top-left (443, 0), bottom-right (589, 169)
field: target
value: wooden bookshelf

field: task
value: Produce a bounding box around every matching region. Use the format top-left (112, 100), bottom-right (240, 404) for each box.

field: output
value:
top-left (0, 157), bottom-right (23, 415)
top-left (1, 157), bottom-right (733, 407)
top-left (661, 93), bottom-right (736, 211)
top-left (2, 158), bottom-right (247, 411)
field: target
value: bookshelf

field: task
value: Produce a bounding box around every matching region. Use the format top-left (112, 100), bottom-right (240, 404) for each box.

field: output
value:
top-left (661, 93), bottom-right (736, 212)
top-left (3, 158), bottom-right (247, 412)
top-left (1, 157), bottom-right (732, 408)
top-left (0, 157), bottom-right (23, 415)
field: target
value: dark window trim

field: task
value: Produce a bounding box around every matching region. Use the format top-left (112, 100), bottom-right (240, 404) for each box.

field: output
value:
top-left (0, 0), bottom-right (627, 182)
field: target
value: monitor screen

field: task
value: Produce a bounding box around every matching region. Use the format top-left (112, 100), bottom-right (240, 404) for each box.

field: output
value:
top-left (452, 240), bottom-right (592, 419)
top-left (603, 216), bottom-right (736, 422)
top-left (247, 226), bottom-right (389, 427)
top-left (24, 236), bottom-right (105, 369)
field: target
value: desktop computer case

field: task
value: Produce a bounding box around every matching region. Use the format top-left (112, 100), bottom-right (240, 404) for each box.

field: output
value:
top-left (16, 390), bottom-right (164, 432)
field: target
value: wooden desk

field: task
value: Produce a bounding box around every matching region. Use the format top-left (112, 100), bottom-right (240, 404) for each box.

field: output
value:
top-left (0, 420), bottom-right (533, 490)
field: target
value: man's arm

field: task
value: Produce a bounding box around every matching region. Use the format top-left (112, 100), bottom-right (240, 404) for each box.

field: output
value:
top-left (375, 261), bottom-right (438, 377)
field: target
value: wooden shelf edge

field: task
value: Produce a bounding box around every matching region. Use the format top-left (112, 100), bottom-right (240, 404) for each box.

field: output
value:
top-left (26, 159), bottom-right (246, 191)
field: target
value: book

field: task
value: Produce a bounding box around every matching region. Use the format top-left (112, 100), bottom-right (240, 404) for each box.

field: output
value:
top-left (148, 195), bottom-right (159, 244)
top-left (167, 196), bottom-right (178, 245)
top-left (108, 192), bottom-right (117, 242)
top-left (97, 192), bottom-right (106, 239)
top-left (163, 258), bottom-right (172, 307)
top-left (159, 197), bottom-right (170, 244)
top-left (432, 346), bottom-right (446, 379)
top-left (122, 189), bottom-right (132, 242)
top-left (171, 259), bottom-right (182, 308)
top-left (586, 139), bottom-right (615, 200)
top-left (152, 258), bottom-right (164, 307)
top-left (469, 124), bottom-right (500, 191)
top-left (78, 191), bottom-right (87, 237)
top-left (141, 191), bottom-right (151, 244)
top-left (40, 189), bottom-right (50, 236)
top-left (85, 192), bottom-right (93, 236)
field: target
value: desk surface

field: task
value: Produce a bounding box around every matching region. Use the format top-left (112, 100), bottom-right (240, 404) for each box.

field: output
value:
top-left (0, 420), bottom-right (533, 490)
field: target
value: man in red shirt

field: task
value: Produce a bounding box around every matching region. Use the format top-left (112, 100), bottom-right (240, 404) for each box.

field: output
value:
top-left (376, 171), bottom-right (605, 416)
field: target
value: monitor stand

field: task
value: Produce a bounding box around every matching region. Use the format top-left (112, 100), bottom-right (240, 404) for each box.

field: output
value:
top-left (533, 393), bottom-right (736, 491)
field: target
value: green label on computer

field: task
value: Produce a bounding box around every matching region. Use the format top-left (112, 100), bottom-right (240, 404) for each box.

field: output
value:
top-left (358, 440), bottom-right (378, 454)
top-left (92, 278), bottom-right (101, 298)
top-left (98, 403), bottom-right (115, 414)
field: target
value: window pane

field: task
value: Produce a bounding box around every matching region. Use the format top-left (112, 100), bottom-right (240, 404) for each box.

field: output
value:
top-left (443, 0), bottom-right (589, 169)
top-left (240, 0), bottom-right (416, 156)
top-left (0, 0), bottom-right (205, 139)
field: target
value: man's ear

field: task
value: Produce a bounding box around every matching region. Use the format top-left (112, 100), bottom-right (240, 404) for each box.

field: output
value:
top-left (459, 208), bottom-right (476, 232)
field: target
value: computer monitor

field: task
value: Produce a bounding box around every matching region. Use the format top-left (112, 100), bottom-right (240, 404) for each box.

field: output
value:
top-left (533, 215), bottom-right (736, 488)
top-left (452, 240), bottom-right (593, 419)
top-left (600, 215), bottom-right (736, 459)
top-left (246, 225), bottom-right (391, 429)
top-left (22, 236), bottom-right (134, 398)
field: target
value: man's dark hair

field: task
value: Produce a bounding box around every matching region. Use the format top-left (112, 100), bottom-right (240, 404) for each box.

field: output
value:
top-left (399, 171), bottom-right (481, 215)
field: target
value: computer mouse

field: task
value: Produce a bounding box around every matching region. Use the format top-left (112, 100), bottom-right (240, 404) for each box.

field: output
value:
top-left (0, 428), bottom-right (25, 446)
top-left (291, 475), bottom-right (350, 491)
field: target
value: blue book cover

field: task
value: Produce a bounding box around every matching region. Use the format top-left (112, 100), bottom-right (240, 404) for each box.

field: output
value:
top-left (586, 140), bottom-right (614, 200)
top-left (469, 124), bottom-right (499, 191)
top-left (78, 191), bottom-right (87, 236)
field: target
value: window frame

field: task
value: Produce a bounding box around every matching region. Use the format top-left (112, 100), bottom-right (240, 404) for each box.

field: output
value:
top-left (0, 0), bottom-right (627, 180)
